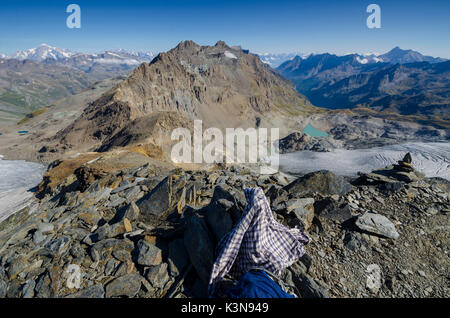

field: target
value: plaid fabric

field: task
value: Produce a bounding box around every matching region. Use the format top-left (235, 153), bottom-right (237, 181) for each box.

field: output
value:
top-left (208, 187), bottom-right (311, 295)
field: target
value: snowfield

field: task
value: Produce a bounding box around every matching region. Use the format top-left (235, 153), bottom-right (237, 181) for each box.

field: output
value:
top-left (278, 142), bottom-right (450, 180)
top-left (0, 157), bottom-right (45, 222)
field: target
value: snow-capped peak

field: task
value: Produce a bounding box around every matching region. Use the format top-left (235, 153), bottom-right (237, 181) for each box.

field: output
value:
top-left (11, 44), bottom-right (76, 61)
top-left (257, 52), bottom-right (308, 67)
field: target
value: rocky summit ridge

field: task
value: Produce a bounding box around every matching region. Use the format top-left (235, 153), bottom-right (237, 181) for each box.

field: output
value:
top-left (0, 153), bottom-right (448, 298)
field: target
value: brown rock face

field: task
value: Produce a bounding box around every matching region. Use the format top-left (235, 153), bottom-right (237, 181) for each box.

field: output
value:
top-left (52, 40), bottom-right (312, 153)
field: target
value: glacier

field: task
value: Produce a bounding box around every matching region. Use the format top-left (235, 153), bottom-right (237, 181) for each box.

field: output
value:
top-left (0, 156), bottom-right (45, 222)
top-left (278, 142), bottom-right (450, 180)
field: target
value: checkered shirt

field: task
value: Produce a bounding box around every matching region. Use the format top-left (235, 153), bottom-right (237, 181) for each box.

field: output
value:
top-left (208, 187), bottom-right (311, 295)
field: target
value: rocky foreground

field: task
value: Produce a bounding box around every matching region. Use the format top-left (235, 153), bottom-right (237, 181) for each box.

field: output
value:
top-left (0, 154), bottom-right (449, 298)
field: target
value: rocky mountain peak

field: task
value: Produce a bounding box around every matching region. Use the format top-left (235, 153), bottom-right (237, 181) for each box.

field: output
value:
top-left (390, 46), bottom-right (406, 52)
top-left (214, 40), bottom-right (229, 48)
top-left (50, 40), bottom-right (312, 154)
top-left (175, 40), bottom-right (200, 51)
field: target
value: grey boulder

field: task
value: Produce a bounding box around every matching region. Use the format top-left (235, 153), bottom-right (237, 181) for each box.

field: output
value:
top-left (135, 239), bottom-right (163, 267)
top-left (284, 170), bottom-right (352, 197)
top-left (105, 274), bottom-right (142, 298)
top-left (355, 212), bottom-right (400, 239)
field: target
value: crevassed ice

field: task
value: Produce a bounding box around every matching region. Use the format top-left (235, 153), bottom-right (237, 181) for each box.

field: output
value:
top-left (0, 157), bottom-right (45, 221)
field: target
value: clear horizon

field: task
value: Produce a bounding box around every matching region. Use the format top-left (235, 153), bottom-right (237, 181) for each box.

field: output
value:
top-left (0, 0), bottom-right (449, 58)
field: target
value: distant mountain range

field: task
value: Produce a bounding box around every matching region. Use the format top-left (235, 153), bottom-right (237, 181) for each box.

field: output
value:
top-left (0, 44), bottom-right (156, 124)
top-left (2, 44), bottom-right (156, 81)
top-left (260, 47), bottom-right (446, 68)
top-left (277, 47), bottom-right (449, 117)
top-left (5, 43), bottom-right (155, 64)
top-left (2, 44), bottom-right (445, 71)
top-left (7, 44), bottom-right (445, 70)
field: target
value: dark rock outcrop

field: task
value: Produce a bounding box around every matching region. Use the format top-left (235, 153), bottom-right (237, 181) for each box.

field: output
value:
top-left (184, 213), bottom-right (216, 285)
top-left (278, 131), bottom-right (336, 153)
top-left (284, 170), bottom-right (352, 197)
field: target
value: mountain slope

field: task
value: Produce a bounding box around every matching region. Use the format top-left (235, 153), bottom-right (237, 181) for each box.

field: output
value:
top-left (0, 77), bottom-right (123, 163)
top-left (277, 50), bottom-right (450, 118)
top-left (307, 61), bottom-right (450, 115)
top-left (51, 40), bottom-right (312, 153)
top-left (277, 53), bottom-right (388, 95)
top-left (0, 46), bottom-right (156, 125)
top-left (42, 51), bottom-right (155, 81)
top-left (0, 58), bottom-right (92, 125)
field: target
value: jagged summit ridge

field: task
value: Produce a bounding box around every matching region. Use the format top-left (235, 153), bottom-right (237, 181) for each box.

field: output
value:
top-left (52, 40), bottom-right (312, 153)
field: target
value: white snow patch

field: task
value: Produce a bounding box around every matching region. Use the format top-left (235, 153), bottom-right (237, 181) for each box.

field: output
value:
top-left (224, 51), bottom-right (237, 59)
top-left (356, 56), bottom-right (368, 64)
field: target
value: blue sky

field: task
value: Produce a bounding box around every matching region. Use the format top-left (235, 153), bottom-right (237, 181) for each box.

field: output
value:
top-left (0, 0), bottom-right (449, 58)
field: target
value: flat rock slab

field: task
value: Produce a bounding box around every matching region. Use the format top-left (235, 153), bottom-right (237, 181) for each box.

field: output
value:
top-left (355, 212), bottom-right (399, 239)
top-left (105, 274), bottom-right (142, 298)
top-left (137, 176), bottom-right (171, 219)
top-left (136, 239), bottom-right (162, 266)
top-left (65, 284), bottom-right (105, 298)
top-left (146, 263), bottom-right (170, 289)
top-left (184, 213), bottom-right (215, 285)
